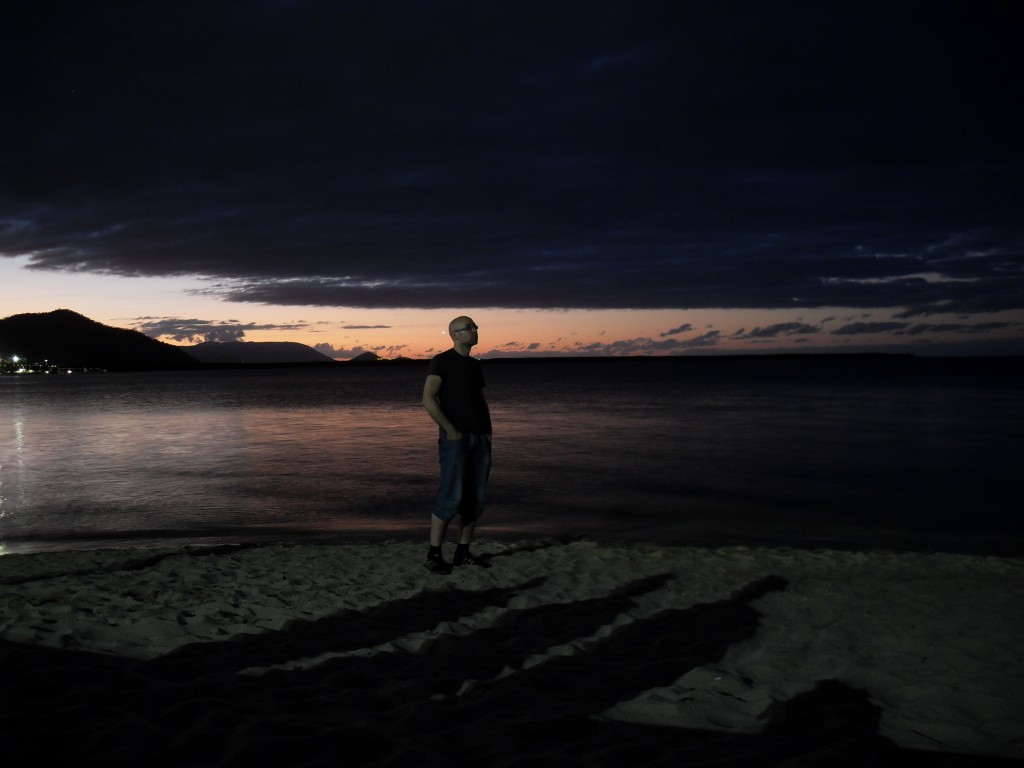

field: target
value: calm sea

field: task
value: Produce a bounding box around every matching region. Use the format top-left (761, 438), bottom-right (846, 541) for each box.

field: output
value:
top-left (1, 356), bottom-right (1022, 556)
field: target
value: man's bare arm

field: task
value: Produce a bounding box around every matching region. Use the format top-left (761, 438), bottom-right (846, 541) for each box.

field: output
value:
top-left (422, 374), bottom-right (462, 440)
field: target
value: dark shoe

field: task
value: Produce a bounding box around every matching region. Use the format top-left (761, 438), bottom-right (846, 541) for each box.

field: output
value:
top-left (453, 551), bottom-right (491, 569)
top-left (424, 556), bottom-right (452, 575)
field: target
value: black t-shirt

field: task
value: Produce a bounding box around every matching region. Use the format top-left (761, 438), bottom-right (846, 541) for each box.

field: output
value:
top-left (427, 349), bottom-right (492, 435)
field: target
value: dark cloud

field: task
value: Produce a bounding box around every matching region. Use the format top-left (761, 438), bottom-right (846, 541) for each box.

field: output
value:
top-left (734, 323), bottom-right (821, 339)
top-left (554, 330), bottom-right (723, 357)
top-left (831, 322), bottom-right (910, 336)
top-left (202, 326), bottom-right (245, 344)
top-left (660, 323), bottom-right (694, 338)
top-left (129, 316), bottom-right (307, 343)
top-left (2, 1), bottom-right (1020, 315)
top-left (676, 331), bottom-right (722, 349)
top-left (899, 321), bottom-right (1016, 336)
top-left (313, 340), bottom-right (407, 360)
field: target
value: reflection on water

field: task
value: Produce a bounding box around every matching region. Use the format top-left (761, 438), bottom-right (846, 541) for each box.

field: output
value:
top-left (1, 372), bottom-right (436, 545)
top-left (1, 358), bottom-right (1022, 554)
top-left (0, 399), bottom-right (29, 530)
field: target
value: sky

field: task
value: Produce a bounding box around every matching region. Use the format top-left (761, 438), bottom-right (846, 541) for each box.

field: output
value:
top-left (2, 1), bottom-right (1021, 359)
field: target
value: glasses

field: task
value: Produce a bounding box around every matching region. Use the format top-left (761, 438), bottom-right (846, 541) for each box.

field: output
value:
top-left (453, 324), bottom-right (479, 333)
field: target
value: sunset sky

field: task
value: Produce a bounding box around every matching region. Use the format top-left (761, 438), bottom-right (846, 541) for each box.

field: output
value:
top-left (3, 1), bottom-right (1021, 359)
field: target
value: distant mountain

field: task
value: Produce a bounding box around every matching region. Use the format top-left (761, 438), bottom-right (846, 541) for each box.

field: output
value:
top-left (0, 309), bottom-right (198, 371)
top-left (182, 340), bottom-right (336, 364)
top-left (346, 352), bottom-right (423, 364)
top-left (349, 351), bottom-right (383, 362)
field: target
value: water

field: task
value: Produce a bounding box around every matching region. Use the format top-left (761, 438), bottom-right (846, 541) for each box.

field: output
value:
top-left (2, 357), bottom-right (1022, 555)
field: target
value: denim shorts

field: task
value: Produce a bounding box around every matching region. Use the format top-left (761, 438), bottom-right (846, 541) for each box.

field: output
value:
top-left (433, 432), bottom-right (492, 523)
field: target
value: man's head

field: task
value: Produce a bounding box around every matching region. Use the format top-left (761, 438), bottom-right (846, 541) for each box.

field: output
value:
top-left (449, 316), bottom-right (479, 350)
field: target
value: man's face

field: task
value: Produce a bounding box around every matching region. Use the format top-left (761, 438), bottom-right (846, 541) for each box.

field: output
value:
top-left (452, 318), bottom-right (479, 346)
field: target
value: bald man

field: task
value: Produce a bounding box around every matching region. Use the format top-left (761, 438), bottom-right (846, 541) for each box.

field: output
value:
top-left (421, 316), bottom-right (492, 573)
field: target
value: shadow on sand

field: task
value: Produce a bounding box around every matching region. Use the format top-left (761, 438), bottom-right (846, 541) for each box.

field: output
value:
top-left (1, 574), bottom-right (1018, 767)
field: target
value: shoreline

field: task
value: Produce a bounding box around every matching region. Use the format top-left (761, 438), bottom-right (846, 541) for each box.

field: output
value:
top-left (2, 538), bottom-right (1022, 765)
top-left (4, 523), bottom-right (1023, 558)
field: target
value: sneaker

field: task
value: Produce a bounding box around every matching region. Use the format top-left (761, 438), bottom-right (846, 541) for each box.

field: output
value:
top-left (452, 551), bottom-right (491, 569)
top-left (424, 556), bottom-right (452, 575)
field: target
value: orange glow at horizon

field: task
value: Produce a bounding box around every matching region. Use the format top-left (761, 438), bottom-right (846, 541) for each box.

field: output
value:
top-left (3, 258), bottom-right (1022, 359)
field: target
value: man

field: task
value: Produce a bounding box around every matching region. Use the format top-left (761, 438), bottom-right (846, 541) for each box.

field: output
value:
top-left (421, 315), bottom-right (492, 574)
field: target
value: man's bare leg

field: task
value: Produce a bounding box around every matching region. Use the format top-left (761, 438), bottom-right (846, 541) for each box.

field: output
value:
top-left (456, 518), bottom-right (476, 545)
top-left (430, 514), bottom-right (449, 548)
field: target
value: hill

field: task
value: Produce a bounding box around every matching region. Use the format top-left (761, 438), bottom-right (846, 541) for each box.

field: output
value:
top-left (346, 352), bottom-right (424, 365)
top-left (0, 309), bottom-right (198, 371)
top-left (349, 351), bottom-right (383, 362)
top-left (182, 341), bottom-right (336, 364)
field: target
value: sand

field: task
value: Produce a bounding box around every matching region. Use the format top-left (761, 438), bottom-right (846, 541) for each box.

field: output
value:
top-left (1, 537), bottom-right (1022, 766)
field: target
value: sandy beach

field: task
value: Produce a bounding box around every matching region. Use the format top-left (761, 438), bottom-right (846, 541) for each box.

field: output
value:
top-left (1, 537), bottom-right (1022, 766)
